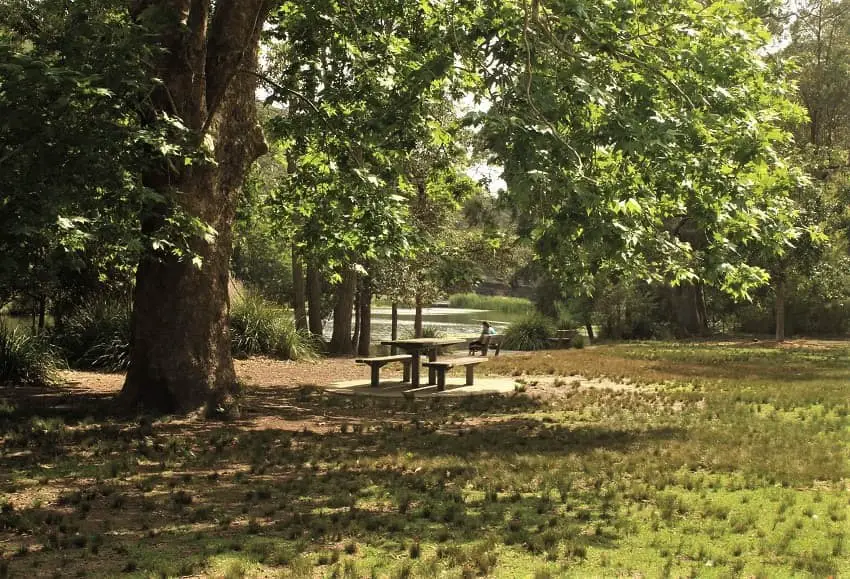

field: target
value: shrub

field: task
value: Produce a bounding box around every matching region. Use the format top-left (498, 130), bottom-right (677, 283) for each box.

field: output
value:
top-left (52, 298), bottom-right (132, 371)
top-left (0, 325), bottom-right (58, 385)
top-left (403, 325), bottom-right (443, 339)
top-left (502, 314), bottom-right (555, 351)
top-left (448, 293), bottom-right (534, 315)
top-left (572, 334), bottom-right (586, 349)
top-left (230, 292), bottom-right (316, 360)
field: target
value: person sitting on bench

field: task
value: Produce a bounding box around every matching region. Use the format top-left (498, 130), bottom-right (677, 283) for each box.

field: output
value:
top-left (469, 321), bottom-right (496, 353)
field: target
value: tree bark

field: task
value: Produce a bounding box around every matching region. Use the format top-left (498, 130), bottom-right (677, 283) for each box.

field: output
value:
top-left (775, 279), bottom-right (786, 342)
top-left (584, 321), bottom-right (594, 341)
top-left (329, 267), bottom-right (356, 354)
top-left (306, 261), bottom-right (323, 338)
top-left (671, 283), bottom-right (707, 337)
top-left (37, 295), bottom-right (46, 332)
top-left (414, 293), bottom-right (423, 338)
top-left (291, 244), bottom-right (308, 332)
top-left (352, 277), bottom-right (361, 349)
top-left (120, 0), bottom-right (271, 415)
top-left (357, 274), bottom-right (372, 356)
top-left (390, 302), bottom-right (399, 354)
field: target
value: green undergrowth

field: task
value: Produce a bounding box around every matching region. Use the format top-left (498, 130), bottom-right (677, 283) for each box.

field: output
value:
top-left (0, 325), bottom-right (58, 386)
top-left (229, 292), bottom-right (317, 360)
top-left (501, 314), bottom-right (556, 351)
top-left (0, 341), bottom-right (849, 577)
top-left (447, 293), bottom-right (535, 315)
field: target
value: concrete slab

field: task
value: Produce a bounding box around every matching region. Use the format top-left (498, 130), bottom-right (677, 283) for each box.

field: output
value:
top-left (325, 376), bottom-right (519, 398)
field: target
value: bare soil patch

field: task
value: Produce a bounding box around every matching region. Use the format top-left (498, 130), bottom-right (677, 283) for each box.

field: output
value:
top-left (59, 356), bottom-right (374, 396)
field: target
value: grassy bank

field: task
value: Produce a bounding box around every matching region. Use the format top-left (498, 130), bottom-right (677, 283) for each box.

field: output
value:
top-left (0, 340), bottom-right (848, 577)
top-left (447, 293), bottom-right (534, 315)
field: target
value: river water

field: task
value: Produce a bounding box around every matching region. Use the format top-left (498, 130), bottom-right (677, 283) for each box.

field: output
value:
top-left (323, 306), bottom-right (523, 341)
top-left (3, 308), bottom-right (521, 343)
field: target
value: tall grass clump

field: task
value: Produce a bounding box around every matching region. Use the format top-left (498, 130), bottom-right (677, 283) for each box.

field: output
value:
top-left (403, 325), bottom-right (443, 339)
top-left (230, 292), bottom-right (316, 360)
top-left (52, 299), bottom-right (132, 371)
top-left (502, 314), bottom-right (555, 351)
top-left (448, 293), bottom-right (534, 315)
top-left (0, 325), bottom-right (58, 385)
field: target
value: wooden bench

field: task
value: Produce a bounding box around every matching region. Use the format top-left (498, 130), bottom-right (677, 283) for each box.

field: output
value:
top-left (547, 329), bottom-right (578, 349)
top-left (355, 354), bottom-right (412, 387)
top-left (422, 356), bottom-right (487, 391)
top-left (469, 334), bottom-right (502, 356)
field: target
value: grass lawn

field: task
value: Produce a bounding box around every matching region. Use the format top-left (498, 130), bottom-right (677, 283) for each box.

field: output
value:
top-left (1, 340), bottom-right (849, 577)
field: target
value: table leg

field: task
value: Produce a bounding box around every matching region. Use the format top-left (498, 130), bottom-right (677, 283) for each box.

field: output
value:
top-left (427, 348), bottom-right (437, 385)
top-left (410, 351), bottom-right (420, 388)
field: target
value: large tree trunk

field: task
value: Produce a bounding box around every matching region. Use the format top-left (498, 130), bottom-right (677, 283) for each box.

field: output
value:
top-left (292, 244), bottom-right (308, 332)
top-left (775, 279), bottom-right (786, 342)
top-left (120, 0), bottom-right (271, 415)
top-left (357, 274), bottom-right (372, 356)
top-left (329, 267), bottom-right (356, 354)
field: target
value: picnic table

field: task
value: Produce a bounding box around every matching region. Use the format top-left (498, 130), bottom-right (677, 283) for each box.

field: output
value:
top-left (380, 338), bottom-right (465, 388)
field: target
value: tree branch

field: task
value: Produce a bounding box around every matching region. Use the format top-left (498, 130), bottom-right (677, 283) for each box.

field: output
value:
top-left (240, 69), bottom-right (322, 115)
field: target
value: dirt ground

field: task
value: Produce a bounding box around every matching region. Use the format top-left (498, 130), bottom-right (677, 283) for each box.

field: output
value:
top-left (60, 356), bottom-right (374, 395)
top-left (56, 355), bottom-right (652, 428)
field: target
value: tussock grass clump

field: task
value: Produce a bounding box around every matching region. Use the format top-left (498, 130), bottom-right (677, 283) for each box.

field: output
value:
top-left (0, 325), bottom-right (58, 385)
top-left (51, 298), bottom-right (132, 371)
top-left (403, 325), bottom-right (442, 339)
top-left (230, 291), bottom-right (317, 360)
top-left (502, 314), bottom-right (555, 351)
top-left (448, 293), bottom-right (534, 315)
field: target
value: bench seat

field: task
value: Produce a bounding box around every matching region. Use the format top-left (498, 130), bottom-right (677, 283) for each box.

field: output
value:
top-left (355, 354), bottom-right (412, 387)
top-left (546, 337), bottom-right (572, 348)
top-left (469, 334), bottom-right (502, 356)
top-left (547, 330), bottom-right (578, 349)
top-left (422, 356), bottom-right (487, 391)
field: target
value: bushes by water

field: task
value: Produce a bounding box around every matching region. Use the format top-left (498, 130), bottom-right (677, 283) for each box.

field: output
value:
top-left (53, 299), bottom-right (132, 371)
top-left (50, 292), bottom-right (317, 370)
top-left (448, 293), bottom-right (534, 315)
top-left (502, 314), bottom-right (555, 351)
top-left (0, 325), bottom-right (57, 385)
top-left (230, 292), bottom-right (317, 360)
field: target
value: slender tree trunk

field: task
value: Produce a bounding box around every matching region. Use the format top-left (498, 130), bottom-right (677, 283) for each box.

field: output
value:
top-left (775, 279), bottom-right (786, 342)
top-left (291, 244), bottom-right (308, 332)
top-left (306, 262), bottom-right (323, 338)
top-left (329, 267), bottom-right (356, 354)
top-left (352, 277), bottom-right (361, 349)
top-left (391, 302), bottom-right (398, 355)
top-left (120, 0), bottom-right (272, 415)
top-left (414, 293), bottom-right (423, 338)
top-left (584, 321), bottom-right (594, 341)
top-left (357, 275), bottom-right (372, 356)
top-left (37, 295), bottom-right (46, 332)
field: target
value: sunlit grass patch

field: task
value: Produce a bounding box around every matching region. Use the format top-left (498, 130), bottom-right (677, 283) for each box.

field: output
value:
top-left (1, 340), bottom-right (849, 576)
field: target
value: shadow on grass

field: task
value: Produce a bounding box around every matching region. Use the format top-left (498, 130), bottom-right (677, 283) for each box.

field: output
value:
top-left (0, 382), bottom-right (680, 576)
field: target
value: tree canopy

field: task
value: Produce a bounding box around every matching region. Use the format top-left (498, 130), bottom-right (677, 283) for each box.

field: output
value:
top-left (0, 0), bottom-right (835, 412)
